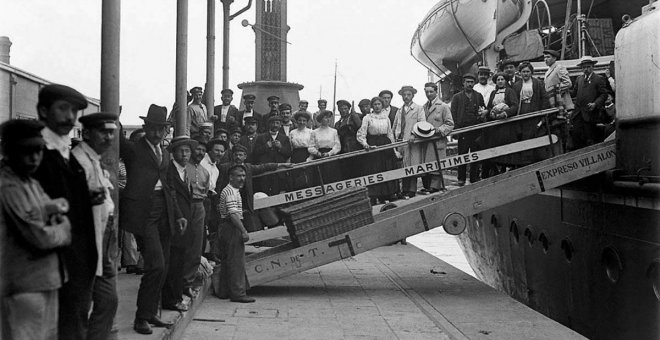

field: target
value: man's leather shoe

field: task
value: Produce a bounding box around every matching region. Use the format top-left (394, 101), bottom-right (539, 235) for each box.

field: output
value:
top-left (147, 315), bottom-right (174, 328)
top-left (230, 296), bottom-right (256, 303)
top-left (163, 301), bottom-right (188, 312)
top-left (133, 319), bottom-right (153, 334)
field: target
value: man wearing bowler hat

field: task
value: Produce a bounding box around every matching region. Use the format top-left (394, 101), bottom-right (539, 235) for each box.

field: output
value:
top-left (72, 112), bottom-right (120, 340)
top-left (120, 104), bottom-right (187, 334)
top-left (32, 84), bottom-right (98, 340)
top-left (570, 56), bottom-right (609, 149)
top-left (450, 74), bottom-right (488, 186)
top-left (214, 89), bottom-right (239, 132)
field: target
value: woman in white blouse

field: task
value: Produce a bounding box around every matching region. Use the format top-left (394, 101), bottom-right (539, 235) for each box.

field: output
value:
top-left (356, 97), bottom-right (398, 204)
top-left (308, 110), bottom-right (341, 183)
top-left (288, 111), bottom-right (313, 189)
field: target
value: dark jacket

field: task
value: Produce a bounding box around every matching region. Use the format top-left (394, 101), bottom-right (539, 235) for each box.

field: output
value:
top-left (238, 133), bottom-right (259, 164)
top-left (571, 73), bottom-right (609, 122)
top-left (33, 149), bottom-right (98, 283)
top-left (512, 77), bottom-right (550, 114)
top-left (450, 90), bottom-right (486, 128)
top-left (253, 131), bottom-right (292, 164)
top-left (165, 161), bottom-right (193, 247)
top-left (213, 104), bottom-right (240, 131)
top-left (119, 136), bottom-right (178, 236)
top-left (335, 113), bottom-right (363, 153)
top-left (387, 106), bottom-right (399, 128)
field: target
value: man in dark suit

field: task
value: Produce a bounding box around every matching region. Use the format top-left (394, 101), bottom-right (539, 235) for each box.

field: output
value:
top-left (253, 115), bottom-right (292, 195)
top-left (32, 84), bottom-right (98, 340)
top-left (238, 117), bottom-right (259, 164)
top-left (120, 104), bottom-right (187, 335)
top-left (501, 59), bottom-right (522, 87)
top-left (213, 88), bottom-right (240, 132)
top-left (570, 56), bottom-right (609, 149)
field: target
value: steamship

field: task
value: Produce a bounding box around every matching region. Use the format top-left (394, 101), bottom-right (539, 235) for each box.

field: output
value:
top-left (411, 1), bottom-right (660, 339)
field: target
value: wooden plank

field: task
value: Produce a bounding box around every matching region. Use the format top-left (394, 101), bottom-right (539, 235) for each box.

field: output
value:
top-left (246, 141), bottom-right (616, 286)
top-left (254, 135), bottom-right (557, 209)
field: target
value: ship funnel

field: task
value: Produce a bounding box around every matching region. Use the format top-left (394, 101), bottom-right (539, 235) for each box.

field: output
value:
top-left (0, 36), bottom-right (11, 64)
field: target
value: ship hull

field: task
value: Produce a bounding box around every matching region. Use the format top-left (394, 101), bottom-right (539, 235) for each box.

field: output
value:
top-left (457, 181), bottom-right (660, 339)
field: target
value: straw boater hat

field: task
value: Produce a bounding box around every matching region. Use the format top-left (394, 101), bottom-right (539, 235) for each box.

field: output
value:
top-left (412, 121), bottom-right (436, 138)
top-left (167, 135), bottom-right (198, 152)
top-left (140, 104), bottom-right (170, 126)
top-left (577, 56), bottom-right (598, 67)
top-left (199, 122), bottom-right (214, 131)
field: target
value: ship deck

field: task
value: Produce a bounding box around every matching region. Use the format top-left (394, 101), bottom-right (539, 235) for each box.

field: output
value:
top-left (113, 229), bottom-right (585, 339)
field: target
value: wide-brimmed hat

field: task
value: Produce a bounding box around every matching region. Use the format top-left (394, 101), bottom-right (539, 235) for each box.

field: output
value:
top-left (140, 104), bottom-right (170, 126)
top-left (577, 56), bottom-right (598, 67)
top-left (167, 135), bottom-right (198, 152)
top-left (398, 85), bottom-right (417, 95)
top-left (412, 121), bottom-right (436, 138)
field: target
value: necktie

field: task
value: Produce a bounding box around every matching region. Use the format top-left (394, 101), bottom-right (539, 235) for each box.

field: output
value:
top-left (401, 106), bottom-right (408, 134)
top-left (155, 144), bottom-right (162, 164)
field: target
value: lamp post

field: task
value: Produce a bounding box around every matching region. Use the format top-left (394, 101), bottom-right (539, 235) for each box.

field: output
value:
top-left (221, 0), bottom-right (252, 90)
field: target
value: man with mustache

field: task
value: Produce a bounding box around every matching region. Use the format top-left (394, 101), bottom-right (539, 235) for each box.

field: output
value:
top-left (71, 113), bottom-right (120, 339)
top-left (33, 84), bottom-right (98, 340)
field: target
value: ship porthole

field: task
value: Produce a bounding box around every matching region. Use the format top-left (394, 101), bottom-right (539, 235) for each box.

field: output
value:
top-left (646, 259), bottom-right (660, 301)
top-left (524, 227), bottom-right (534, 247)
top-left (561, 239), bottom-right (573, 262)
top-left (510, 220), bottom-right (519, 243)
top-left (601, 247), bottom-right (624, 283)
top-left (538, 233), bottom-right (549, 253)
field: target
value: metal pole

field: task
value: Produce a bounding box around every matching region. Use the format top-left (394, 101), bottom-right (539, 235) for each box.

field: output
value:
top-left (101, 0), bottom-right (121, 114)
top-left (205, 0), bottom-right (216, 122)
top-left (175, 0), bottom-right (189, 137)
top-left (222, 0), bottom-right (233, 90)
top-left (560, 0), bottom-right (572, 60)
top-left (576, 0), bottom-right (584, 57)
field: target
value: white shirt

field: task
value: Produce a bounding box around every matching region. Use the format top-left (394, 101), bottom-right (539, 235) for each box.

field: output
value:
top-left (145, 141), bottom-right (163, 190)
top-left (221, 105), bottom-right (230, 122)
top-left (243, 111), bottom-right (253, 119)
top-left (474, 83), bottom-right (495, 105)
top-left (173, 159), bottom-right (186, 182)
top-left (41, 127), bottom-right (71, 160)
top-left (200, 153), bottom-right (219, 193)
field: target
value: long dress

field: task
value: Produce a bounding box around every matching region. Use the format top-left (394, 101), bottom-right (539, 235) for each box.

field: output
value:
top-left (308, 126), bottom-right (342, 184)
top-left (289, 127), bottom-right (313, 190)
top-left (335, 113), bottom-right (363, 179)
top-left (356, 112), bottom-right (398, 200)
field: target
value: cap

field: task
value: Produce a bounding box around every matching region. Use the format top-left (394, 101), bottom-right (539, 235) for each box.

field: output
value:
top-left (267, 95), bottom-right (280, 102)
top-left (299, 100), bottom-right (308, 104)
top-left (0, 119), bottom-right (46, 148)
top-left (38, 84), bottom-right (88, 110)
top-left (358, 99), bottom-right (371, 106)
top-left (243, 116), bottom-right (258, 124)
top-left (336, 100), bottom-right (351, 108)
top-left (243, 94), bottom-right (256, 101)
top-left (215, 127), bottom-right (229, 136)
top-left (543, 49), bottom-right (560, 58)
top-left (462, 73), bottom-right (476, 80)
top-left (220, 88), bottom-right (234, 95)
top-left (317, 99), bottom-right (327, 104)
top-left (232, 144), bottom-right (248, 154)
top-left (477, 66), bottom-right (491, 74)
top-left (199, 122), bottom-right (214, 130)
top-left (78, 112), bottom-right (118, 130)
top-left (278, 103), bottom-right (292, 111)
top-left (268, 115), bottom-right (283, 123)
top-left (190, 86), bottom-right (203, 94)
top-left (230, 127), bottom-right (242, 135)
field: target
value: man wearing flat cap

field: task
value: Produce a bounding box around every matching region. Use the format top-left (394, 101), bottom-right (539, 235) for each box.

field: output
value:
top-left (213, 88), bottom-right (239, 132)
top-left (278, 103), bottom-right (294, 137)
top-left (120, 104), bottom-right (185, 334)
top-left (0, 119), bottom-right (72, 340)
top-left (543, 49), bottom-right (573, 111)
top-left (71, 112), bottom-right (119, 339)
top-left (171, 86), bottom-right (209, 138)
top-left (394, 86), bottom-right (426, 198)
top-left (32, 84), bottom-right (98, 340)
top-left (450, 74), bottom-right (488, 186)
top-left (570, 56), bottom-right (609, 149)
top-left (358, 98), bottom-right (371, 119)
top-left (378, 90), bottom-right (399, 129)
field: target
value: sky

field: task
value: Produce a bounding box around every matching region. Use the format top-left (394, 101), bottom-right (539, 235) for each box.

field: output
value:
top-left (0, 0), bottom-right (437, 125)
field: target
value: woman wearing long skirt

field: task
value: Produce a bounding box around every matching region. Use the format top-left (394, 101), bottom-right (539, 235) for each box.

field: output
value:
top-left (357, 97), bottom-right (398, 204)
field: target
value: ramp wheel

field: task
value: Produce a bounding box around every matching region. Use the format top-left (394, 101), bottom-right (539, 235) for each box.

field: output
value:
top-left (443, 212), bottom-right (467, 235)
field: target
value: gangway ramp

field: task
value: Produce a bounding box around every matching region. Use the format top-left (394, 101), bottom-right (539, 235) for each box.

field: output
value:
top-left (246, 140), bottom-right (616, 286)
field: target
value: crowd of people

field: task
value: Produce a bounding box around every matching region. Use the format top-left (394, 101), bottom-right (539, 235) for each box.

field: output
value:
top-left (0, 48), bottom-right (614, 339)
